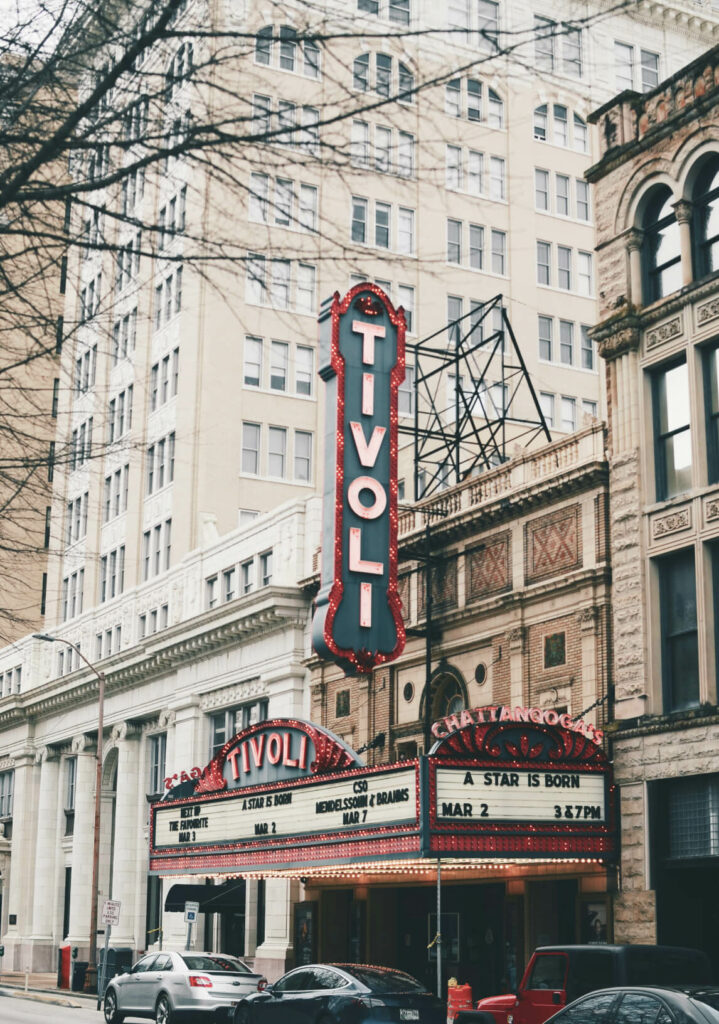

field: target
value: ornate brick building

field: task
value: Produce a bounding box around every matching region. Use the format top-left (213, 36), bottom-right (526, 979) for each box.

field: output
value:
top-left (588, 43), bottom-right (719, 970)
top-left (306, 422), bottom-right (613, 991)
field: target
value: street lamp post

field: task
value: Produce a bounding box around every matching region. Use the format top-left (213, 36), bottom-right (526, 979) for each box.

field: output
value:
top-left (33, 633), bottom-right (105, 994)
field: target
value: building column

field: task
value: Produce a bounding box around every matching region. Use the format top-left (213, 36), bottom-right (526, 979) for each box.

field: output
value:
top-left (577, 607), bottom-right (599, 718)
top-left (244, 880), bottom-right (259, 959)
top-left (254, 877), bottom-right (299, 979)
top-left (28, 747), bottom-right (62, 970)
top-left (673, 199), bottom-right (693, 286)
top-left (626, 229), bottom-right (643, 306)
top-left (2, 750), bottom-right (37, 970)
top-left (108, 723), bottom-right (142, 949)
top-left (66, 735), bottom-right (99, 956)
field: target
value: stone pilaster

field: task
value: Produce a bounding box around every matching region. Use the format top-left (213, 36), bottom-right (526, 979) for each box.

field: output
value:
top-left (508, 626), bottom-right (526, 706)
top-left (2, 750), bottom-right (37, 969)
top-left (626, 229), bottom-right (643, 306)
top-left (28, 747), bottom-right (62, 970)
top-left (108, 723), bottom-right (142, 948)
top-left (577, 607), bottom-right (599, 719)
top-left (66, 736), bottom-right (99, 954)
top-left (254, 877), bottom-right (299, 979)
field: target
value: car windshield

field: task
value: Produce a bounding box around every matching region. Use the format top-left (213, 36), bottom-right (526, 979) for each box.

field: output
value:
top-left (180, 954), bottom-right (250, 974)
top-left (343, 966), bottom-right (429, 993)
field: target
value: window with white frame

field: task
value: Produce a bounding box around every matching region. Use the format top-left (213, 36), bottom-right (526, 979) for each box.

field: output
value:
top-left (535, 168), bottom-right (549, 210)
top-left (561, 396), bottom-right (576, 432)
top-left (559, 320), bottom-right (573, 365)
top-left (538, 315), bottom-right (553, 360)
top-left (296, 345), bottom-right (314, 395)
top-left (270, 341), bottom-right (289, 391)
top-left (260, 550), bottom-right (273, 586)
top-left (615, 41), bottom-right (659, 93)
top-left (148, 733), bottom-right (167, 796)
top-left (209, 698), bottom-right (269, 759)
top-left (581, 325), bottom-right (594, 370)
top-left (537, 241), bottom-right (551, 285)
top-left (242, 422), bottom-right (260, 475)
top-left (489, 156), bottom-right (505, 200)
top-left (294, 430), bottom-right (312, 481)
top-left (244, 336), bottom-right (262, 387)
top-left (490, 230), bottom-right (506, 275)
top-left (447, 219), bottom-right (462, 263)
top-left (539, 391), bottom-right (555, 426)
top-left (399, 364), bottom-right (415, 416)
top-left (268, 426), bottom-right (287, 477)
top-left (351, 197), bottom-right (368, 243)
top-left (398, 207), bottom-right (414, 255)
top-left (242, 558), bottom-right (255, 594)
top-left (557, 245), bottom-right (572, 289)
top-left (0, 770), bottom-right (13, 818)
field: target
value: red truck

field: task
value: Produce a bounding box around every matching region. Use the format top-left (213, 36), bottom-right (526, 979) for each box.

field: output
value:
top-left (456, 944), bottom-right (712, 1024)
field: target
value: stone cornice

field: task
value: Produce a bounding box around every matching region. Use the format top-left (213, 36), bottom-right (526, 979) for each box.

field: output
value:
top-left (0, 587), bottom-right (309, 725)
top-left (608, 702), bottom-right (719, 740)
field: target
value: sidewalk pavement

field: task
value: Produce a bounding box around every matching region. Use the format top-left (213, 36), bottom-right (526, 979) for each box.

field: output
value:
top-left (0, 970), bottom-right (98, 1007)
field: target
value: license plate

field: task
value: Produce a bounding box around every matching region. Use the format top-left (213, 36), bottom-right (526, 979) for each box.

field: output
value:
top-left (400, 1012), bottom-right (419, 1021)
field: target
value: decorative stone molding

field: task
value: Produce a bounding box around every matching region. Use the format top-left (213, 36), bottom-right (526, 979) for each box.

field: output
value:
top-left (705, 496), bottom-right (719, 522)
top-left (110, 721), bottom-right (141, 743)
top-left (590, 314), bottom-right (641, 361)
top-left (71, 733), bottom-right (94, 753)
top-left (508, 626), bottom-right (526, 652)
top-left (0, 756), bottom-right (15, 772)
top-left (673, 199), bottom-right (692, 224)
top-left (199, 679), bottom-right (268, 712)
top-left (577, 606), bottom-right (599, 630)
top-left (157, 708), bottom-right (177, 728)
top-left (34, 745), bottom-right (59, 765)
top-left (625, 228), bottom-right (644, 253)
top-left (645, 316), bottom-right (682, 350)
top-left (651, 506), bottom-right (691, 539)
top-left (697, 296), bottom-right (719, 327)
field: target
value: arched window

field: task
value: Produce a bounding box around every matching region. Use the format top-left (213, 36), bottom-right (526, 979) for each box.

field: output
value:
top-left (642, 186), bottom-right (681, 303)
top-left (692, 157), bottom-right (719, 280)
top-left (431, 674), bottom-right (465, 719)
top-left (255, 26), bottom-right (272, 65)
top-left (533, 103), bottom-right (547, 141)
top-left (488, 88), bottom-right (503, 128)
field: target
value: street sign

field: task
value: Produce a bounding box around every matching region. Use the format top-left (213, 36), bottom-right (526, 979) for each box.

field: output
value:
top-left (184, 900), bottom-right (200, 923)
top-left (101, 899), bottom-right (121, 926)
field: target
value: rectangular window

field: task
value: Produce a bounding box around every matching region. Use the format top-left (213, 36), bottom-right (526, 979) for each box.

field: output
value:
top-left (556, 174), bottom-right (570, 216)
top-left (375, 202), bottom-right (390, 248)
top-left (468, 150), bottom-right (483, 194)
top-left (398, 208), bottom-right (414, 255)
top-left (654, 360), bottom-right (692, 500)
top-left (477, 0), bottom-right (499, 51)
top-left (582, 399), bottom-right (597, 419)
top-left (447, 219), bottom-right (462, 264)
top-left (271, 259), bottom-right (291, 309)
top-left (562, 28), bottom-right (582, 77)
top-left (705, 346), bottom-right (719, 483)
top-left (535, 168), bottom-right (549, 211)
top-left (397, 131), bottom-right (414, 177)
top-left (223, 568), bottom-right (236, 602)
top-left (389, 0), bottom-right (410, 24)
top-left (268, 426), bottom-right (287, 477)
top-left (581, 325), bottom-right (594, 371)
top-left (299, 184), bottom-right (318, 232)
top-left (249, 172), bottom-right (268, 222)
top-left (659, 549), bottom-right (699, 712)
top-left (149, 734), bottom-right (167, 796)
top-left (375, 125), bottom-right (391, 172)
top-left (242, 558), bottom-right (255, 594)
top-left (559, 320), bottom-right (573, 365)
top-left (469, 224), bottom-right (484, 270)
top-left (260, 550), bottom-right (273, 586)
top-left (294, 430), bottom-right (312, 481)
top-left (490, 230), bottom-right (506, 275)
top-left (489, 156), bottom-right (505, 200)
top-left (351, 197), bottom-right (368, 244)
top-left (206, 576), bottom-right (218, 609)
top-left (270, 341), bottom-right (288, 391)
top-left (244, 336), bottom-right (262, 387)
top-left (534, 15), bottom-right (555, 71)
top-left (615, 41), bottom-right (634, 91)
top-left (578, 251), bottom-right (593, 295)
top-left (558, 245), bottom-right (572, 289)
top-left (397, 285), bottom-right (414, 332)
top-left (376, 53), bottom-right (392, 97)
top-left (351, 120), bottom-right (369, 168)
top-left (296, 263), bottom-right (316, 314)
top-left (353, 53), bottom-right (369, 91)
top-left (246, 252), bottom-right (266, 304)
top-left (641, 49), bottom-right (659, 92)
top-left (399, 364), bottom-right (415, 416)
top-left (274, 178), bottom-right (293, 226)
top-left (242, 422), bottom-right (261, 475)
top-left (296, 345), bottom-right (314, 395)
top-left (447, 295), bottom-right (463, 346)
top-left (539, 391), bottom-right (555, 426)
top-left (576, 179), bottom-right (590, 221)
top-left (446, 145), bottom-right (462, 190)
top-left (537, 241), bottom-right (551, 285)
top-left (561, 396), bottom-right (576, 433)
top-left (65, 757), bottom-right (77, 811)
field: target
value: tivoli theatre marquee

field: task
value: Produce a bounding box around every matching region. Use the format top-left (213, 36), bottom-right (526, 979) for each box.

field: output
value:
top-left (150, 709), bottom-right (615, 876)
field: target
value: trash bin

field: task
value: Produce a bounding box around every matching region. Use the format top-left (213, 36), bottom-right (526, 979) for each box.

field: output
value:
top-left (71, 960), bottom-right (88, 992)
top-left (98, 946), bottom-right (134, 993)
top-left (57, 944), bottom-right (72, 990)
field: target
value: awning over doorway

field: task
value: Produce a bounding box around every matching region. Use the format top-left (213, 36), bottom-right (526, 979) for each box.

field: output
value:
top-left (164, 880), bottom-right (246, 913)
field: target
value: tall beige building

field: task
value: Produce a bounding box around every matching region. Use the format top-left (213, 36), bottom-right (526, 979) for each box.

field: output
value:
top-left (0, 0), bottom-right (718, 980)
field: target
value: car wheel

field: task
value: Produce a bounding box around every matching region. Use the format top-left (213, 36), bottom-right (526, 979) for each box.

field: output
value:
top-left (103, 988), bottom-right (124, 1024)
top-left (234, 1004), bottom-right (251, 1024)
top-left (155, 993), bottom-right (173, 1024)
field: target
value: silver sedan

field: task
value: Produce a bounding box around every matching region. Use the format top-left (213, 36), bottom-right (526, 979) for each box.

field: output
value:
top-left (103, 950), bottom-right (267, 1024)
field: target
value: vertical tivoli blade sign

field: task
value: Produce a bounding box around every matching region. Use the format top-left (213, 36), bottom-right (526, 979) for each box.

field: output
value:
top-left (312, 283), bottom-right (406, 675)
